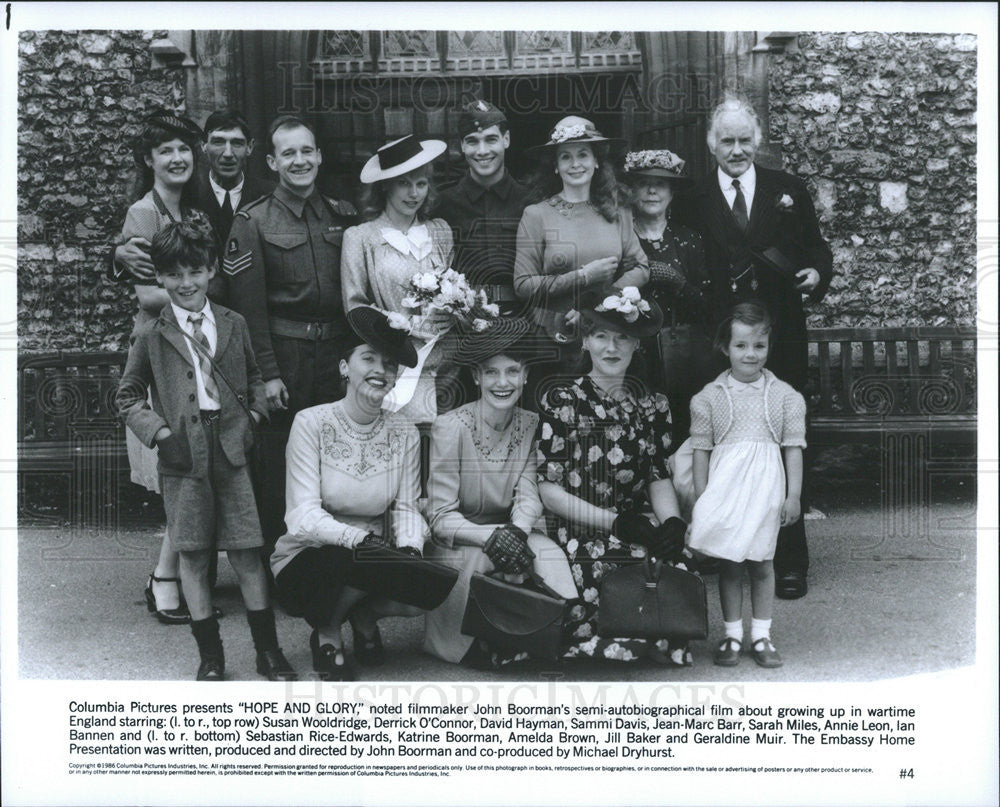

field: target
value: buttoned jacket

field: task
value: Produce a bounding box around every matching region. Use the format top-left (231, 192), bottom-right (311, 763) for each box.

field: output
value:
top-left (117, 302), bottom-right (268, 478)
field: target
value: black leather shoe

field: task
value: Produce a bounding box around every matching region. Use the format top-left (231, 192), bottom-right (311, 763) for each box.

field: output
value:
top-left (196, 656), bottom-right (225, 681)
top-left (145, 573), bottom-right (191, 625)
top-left (310, 630), bottom-right (355, 681)
top-left (775, 571), bottom-right (807, 600)
top-left (348, 614), bottom-right (385, 667)
top-left (256, 648), bottom-right (298, 681)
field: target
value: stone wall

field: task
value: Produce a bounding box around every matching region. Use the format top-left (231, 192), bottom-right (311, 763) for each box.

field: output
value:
top-left (768, 32), bottom-right (977, 328)
top-left (18, 30), bottom-right (186, 353)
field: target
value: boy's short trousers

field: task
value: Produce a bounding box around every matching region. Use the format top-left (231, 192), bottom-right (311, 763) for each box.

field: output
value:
top-left (161, 411), bottom-right (262, 552)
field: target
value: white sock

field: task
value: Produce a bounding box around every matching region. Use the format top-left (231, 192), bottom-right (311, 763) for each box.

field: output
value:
top-left (751, 618), bottom-right (771, 643)
top-left (723, 620), bottom-right (743, 643)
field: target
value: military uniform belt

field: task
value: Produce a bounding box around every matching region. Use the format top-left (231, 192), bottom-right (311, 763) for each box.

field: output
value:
top-left (477, 283), bottom-right (517, 303)
top-left (269, 316), bottom-right (346, 341)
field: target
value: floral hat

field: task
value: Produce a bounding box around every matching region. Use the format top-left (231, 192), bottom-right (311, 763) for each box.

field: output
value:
top-left (529, 115), bottom-right (623, 153)
top-left (579, 285), bottom-right (663, 339)
top-left (360, 135), bottom-right (447, 184)
top-left (345, 306), bottom-right (418, 368)
top-left (622, 149), bottom-right (693, 185)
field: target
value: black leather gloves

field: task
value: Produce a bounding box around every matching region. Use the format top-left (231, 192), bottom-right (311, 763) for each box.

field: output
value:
top-left (613, 513), bottom-right (687, 561)
top-left (611, 512), bottom-right (660, 547)
top-left (358, 532), bottom-right (387, 549)
top-left (649, 516), bottom-right (688, 561)
top-left (483, 524), bottom-right (535, 574)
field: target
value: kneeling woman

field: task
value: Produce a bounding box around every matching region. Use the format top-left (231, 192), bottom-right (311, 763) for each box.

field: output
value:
top-left (270, 307), bottom-right (428, 680)
top-left (423, 319), bottom-right (577, 666)
top-left (536, 287), bottom-right (697, 665)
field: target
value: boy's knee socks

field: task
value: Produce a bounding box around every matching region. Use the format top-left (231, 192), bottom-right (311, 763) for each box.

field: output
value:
top-left (191, 615), bottom-right (223, 661)
top-left (246, 607), bottom-right (279, 653)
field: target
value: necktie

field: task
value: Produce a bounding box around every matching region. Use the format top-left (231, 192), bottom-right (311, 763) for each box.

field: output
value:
top-left (188, 314), bottom-right (220, 405)
top-left (731, 179), bottom-right (749, 232)
top-left (220, 191), bottom-right (234, 239)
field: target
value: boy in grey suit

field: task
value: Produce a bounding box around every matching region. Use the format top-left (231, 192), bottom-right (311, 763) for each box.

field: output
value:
top-left (117, 221), bottom-right (296, 682)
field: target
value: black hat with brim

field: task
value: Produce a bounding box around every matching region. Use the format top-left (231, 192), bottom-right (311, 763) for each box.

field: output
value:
top-left (579, 286), bottom-right (664, 339)
top-left (750, 246), bottom-right (799, 284)
top-left (345, 306), bottom-right (419, 368)
top-left (454, 318), bottom-right (546, 366)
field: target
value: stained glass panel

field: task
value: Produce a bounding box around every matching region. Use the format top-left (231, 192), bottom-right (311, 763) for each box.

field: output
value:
top-left (448, 30), bottom-right (504, 56)
top-left (320, 31), bottom-right (367, 58)
top-left (583, 31), bottom-right (635, 52)
top-left (515, 31), bottom-right (571, 54)
top-left (382, 30), bottom-right (437, 57)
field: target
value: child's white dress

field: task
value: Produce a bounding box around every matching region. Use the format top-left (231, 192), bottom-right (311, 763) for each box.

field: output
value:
top-left (687, 371), bottom-right (806, 562)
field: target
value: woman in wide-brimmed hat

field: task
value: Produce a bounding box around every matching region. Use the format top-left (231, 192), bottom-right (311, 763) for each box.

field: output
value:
top-left (623, 149), bottom-right (713, 442)
top-left (271, 306), bottom-right (428, 681)
top-left (513, 117), bottom-right (649, 348)
top-left (535, 286), bottom-right (700, 666)
top-left (341, 135), bottom-right (456, 423)
top-left (422, 319), bottom-right (576, 668)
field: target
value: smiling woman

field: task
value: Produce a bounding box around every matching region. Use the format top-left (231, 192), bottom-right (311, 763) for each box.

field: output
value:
top-left (513, 116), bottom-right (648, 350)
top-left (341, 135), bottom-right (456, 423)
top-left (422, 319), bottom-right (577, 668)
top-left (120, 111), bottom-right (217, 627)
top-left (535, 286), bottom-right (700, 666)
top-left (270, 306), bottom-right (427, 681)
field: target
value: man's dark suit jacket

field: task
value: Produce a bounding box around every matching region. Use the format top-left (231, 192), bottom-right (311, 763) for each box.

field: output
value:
top-left (675, 164), bottom-right (833, 389)
top-left (194, 170), bottom-right (275, 251)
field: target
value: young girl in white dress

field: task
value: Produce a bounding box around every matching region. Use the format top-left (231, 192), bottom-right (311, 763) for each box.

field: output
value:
top-left (688, 302), bottom-right (806, 669)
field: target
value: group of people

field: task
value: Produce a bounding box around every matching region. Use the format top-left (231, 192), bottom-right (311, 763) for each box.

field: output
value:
top-left (112, 94), bottom-right (833, 681)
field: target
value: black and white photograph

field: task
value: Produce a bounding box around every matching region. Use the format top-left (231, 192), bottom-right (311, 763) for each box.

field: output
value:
top-left (2, 3), bottom-right (997, 806)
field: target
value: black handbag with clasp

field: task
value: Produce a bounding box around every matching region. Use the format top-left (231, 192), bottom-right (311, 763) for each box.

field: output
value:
top-left (598, 559), bottom-right (708, 640)
top-left (461, 571), bottom-right (567, 661)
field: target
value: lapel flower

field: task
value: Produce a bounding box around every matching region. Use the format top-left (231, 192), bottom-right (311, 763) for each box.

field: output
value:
top-left (776, 193), bottom-right (795, 211)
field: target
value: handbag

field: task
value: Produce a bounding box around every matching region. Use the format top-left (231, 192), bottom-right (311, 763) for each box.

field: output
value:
top-left (598, 559), bottom-right (708, 640)
top-left (345, 543), bottom-right (459, 610)
top-left (461, 571), bottom-right (567, 662)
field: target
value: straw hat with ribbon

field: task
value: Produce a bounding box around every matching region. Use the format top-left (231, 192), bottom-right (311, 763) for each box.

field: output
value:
top-left (360, 135), bottom-right (447, 184)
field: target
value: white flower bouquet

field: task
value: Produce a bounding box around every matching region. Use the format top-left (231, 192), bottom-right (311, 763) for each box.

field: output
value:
top-left (401, 267), bottom-right (499, 333)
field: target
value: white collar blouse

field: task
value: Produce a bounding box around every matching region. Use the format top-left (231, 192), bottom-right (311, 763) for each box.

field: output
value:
top-left (379, 218), bottom-right (433, 260)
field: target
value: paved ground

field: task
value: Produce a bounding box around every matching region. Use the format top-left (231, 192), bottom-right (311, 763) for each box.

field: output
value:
top-left (17, 491), bottom-right (977, 683)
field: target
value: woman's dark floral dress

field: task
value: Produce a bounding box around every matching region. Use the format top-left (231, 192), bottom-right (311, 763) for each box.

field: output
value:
top-left (537, 375), bottom-right (696, 663)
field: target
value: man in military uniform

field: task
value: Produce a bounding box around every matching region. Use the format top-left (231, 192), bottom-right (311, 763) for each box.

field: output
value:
top-left (224, 114), bottom-right (356, 550)
top-left (434, 100), bottom-right (529, 316)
